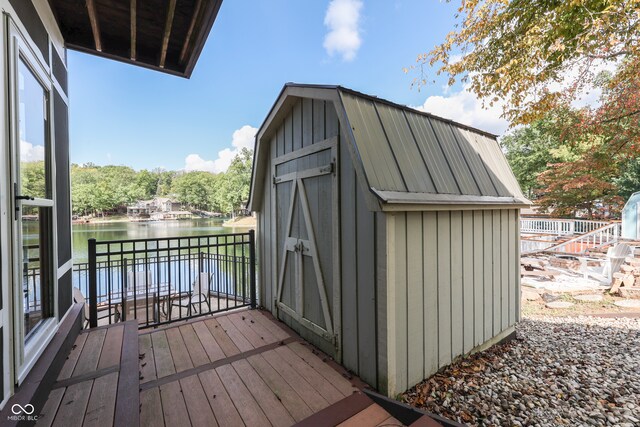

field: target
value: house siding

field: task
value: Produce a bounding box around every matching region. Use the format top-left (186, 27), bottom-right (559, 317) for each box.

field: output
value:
top-left (54, 87), bottom-right (71, 269)
top-left (383, 209), bottom-right (520, 396)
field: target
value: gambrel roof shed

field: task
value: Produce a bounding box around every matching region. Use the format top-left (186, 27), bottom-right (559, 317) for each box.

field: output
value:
top-left (248, 83), bottom-right (527, 397)
top-left (248, 84), bottom-right (530, 211)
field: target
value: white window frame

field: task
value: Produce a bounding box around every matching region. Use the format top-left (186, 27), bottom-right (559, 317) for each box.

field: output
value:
top-left (6, 18), bottom-right (59, 386)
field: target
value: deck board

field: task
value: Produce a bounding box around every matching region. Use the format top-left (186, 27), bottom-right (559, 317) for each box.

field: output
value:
top-left (179, 375), bottom-right (218, 427)
top-left (138, 333), bottom-right (157, 384)
top-left (140, 388), bottom-right (163, 427)
top-left (52, 380), bottom-right (93, 426)
top-left (247, 353), bottom-right (314, 422)
top-left (204, 318), bottom-right (240, 356)
top-left (251, 310), bottom-right (291, 340)
top-left (97, 325), bottom-right (124, 369)
top-left (215, 364), bottom-right (270, 426)
top-left (165, 327), bottom-right (194, 372)
top-left (159, 381), bottom-right (190, 426)
top-left (231, 358), bottom-right (295, 427)
top-left (227, 312), bottom-right (271, 347)
top-left (289, 341), bottom-right (357, 396)
top-left (239, 311), bottom-right (280, 343)
top-left (192, 320), bottom-right (226, 362)
top-left (151, 331), bottom-right (176, 378)
top-left (215, 315), bottom-right (254, 352)
top-left (338, 404), bottom-right (392, 427)
top-left (37, 387), bottom-right (65, 427)
top-left (57, 332), bottom-right (87, 380)
top-left (198, 369), bottom-right (244, 427)
top-left (83, 371), bottom-right (119, 427)
top-left (275, 345), bottom-right (345, 403)
top-left (73, 329), bottom-right (107, 377)
top-left (179, 324), bottom-right (210, 367)
top-left (262, 348), bottom-right (330, 412)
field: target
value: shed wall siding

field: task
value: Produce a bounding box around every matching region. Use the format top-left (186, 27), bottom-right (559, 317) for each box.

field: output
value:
top-left (256, 96), bottom-right (382, 386)
top-left (383, 209), bottom-right (520, 396)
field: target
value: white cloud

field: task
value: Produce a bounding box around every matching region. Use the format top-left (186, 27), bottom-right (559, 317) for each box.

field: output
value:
top-left (414, 86), bottom-right (509, 135)
top-left (184, 125), bottom-right (257, 174)
top-left (20, 140), bottom-right (45, 162)
top-left (323, 0), bottom-right (363, 61)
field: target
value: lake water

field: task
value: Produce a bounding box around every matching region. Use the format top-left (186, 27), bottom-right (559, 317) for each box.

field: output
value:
top-left (72, 218), bottom-right (252, 263)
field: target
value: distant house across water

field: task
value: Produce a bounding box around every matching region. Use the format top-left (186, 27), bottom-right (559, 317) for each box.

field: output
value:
top-left (127, 197), bottom-right (184, 219)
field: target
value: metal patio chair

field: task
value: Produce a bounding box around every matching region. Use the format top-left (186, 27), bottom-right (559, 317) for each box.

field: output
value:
top-left (169, 272), bottom-right (212, 319)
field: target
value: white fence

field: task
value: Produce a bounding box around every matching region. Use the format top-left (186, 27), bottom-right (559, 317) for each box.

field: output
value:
top-left (543, 222), bottom-right (622, 254)
top-left (520, 218), bottom-right (611, 236)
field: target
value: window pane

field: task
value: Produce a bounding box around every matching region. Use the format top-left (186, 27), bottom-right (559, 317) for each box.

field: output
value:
top-left (21, 206), bottom-right (54, 340)
top-left (18, 58), bottom-right (48, 199)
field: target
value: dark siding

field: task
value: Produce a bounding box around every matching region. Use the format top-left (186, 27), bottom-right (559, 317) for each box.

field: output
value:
top-left (259, 97), bottom-right (381, 388)
top-left (54, 89), bottom-right (72, 266)
top-left (52, 48), bottom-right (67, 94)
top-left (339, 126), bottom-right (378, 387)
top-left (8, 0), bottom-right (49, 64)
top-left (58, 270), bottom-right (72, 320)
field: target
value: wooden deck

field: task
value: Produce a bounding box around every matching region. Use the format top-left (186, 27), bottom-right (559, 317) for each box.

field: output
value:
top-left (37, 308), bottom-right (416, 426)
top-left (36, 321), bottom-right (139, 426)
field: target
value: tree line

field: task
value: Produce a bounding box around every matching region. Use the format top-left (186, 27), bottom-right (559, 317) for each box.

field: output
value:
top-left (68, 148), bottom-right (253, 217)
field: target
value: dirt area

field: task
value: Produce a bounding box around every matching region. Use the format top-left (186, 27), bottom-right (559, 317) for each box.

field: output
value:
top-left (522, 293), bottom-right (640, 317)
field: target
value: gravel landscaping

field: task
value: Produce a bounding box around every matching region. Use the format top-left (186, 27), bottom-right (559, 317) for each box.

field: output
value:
top-left (402, 315), bottom-right (640, 426)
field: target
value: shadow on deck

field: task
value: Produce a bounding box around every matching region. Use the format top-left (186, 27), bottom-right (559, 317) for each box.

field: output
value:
top-left (35, 308), bottom-right (454, 427)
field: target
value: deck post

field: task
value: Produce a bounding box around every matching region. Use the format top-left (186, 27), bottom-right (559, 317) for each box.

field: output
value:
top-left (88, 238), bottom-right (98, 328)
top-left (249, 229), bottom-right (257, 309)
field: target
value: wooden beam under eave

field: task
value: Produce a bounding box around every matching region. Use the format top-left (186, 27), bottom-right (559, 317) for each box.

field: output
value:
top-left (179, 0), bottom-right (202, 64)
top-left (130, 0), bottom-right (137, 60)
top-left (86, 0), bottom-right (102, 52)
top-left (159, 0), bottom-right (177, 68)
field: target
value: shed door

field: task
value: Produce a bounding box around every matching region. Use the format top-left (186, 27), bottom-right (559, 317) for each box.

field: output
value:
top-left (272, 142), bottom-right (339, 352)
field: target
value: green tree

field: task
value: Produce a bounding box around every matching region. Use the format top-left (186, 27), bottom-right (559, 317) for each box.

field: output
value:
top-left (20, 161), bottom-right (46, 199)
top-left (136, 169), bottom-right (159, 199)
top-left (217, 148), bottom-right (253, 217)
top-left (171, 172), bottom-right (217, 210)
top-left (411, 0), bottom-right (640, 125)
top-left (614, 157), bottom-right (640, 202)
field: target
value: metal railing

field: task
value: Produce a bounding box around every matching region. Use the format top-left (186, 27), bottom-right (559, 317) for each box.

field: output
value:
top-left (520, 217), bottom-right (611, 236)
top-left (86, 231), bottom-right (256, 329)
top-left (544, 222), bottom-right (622, 254)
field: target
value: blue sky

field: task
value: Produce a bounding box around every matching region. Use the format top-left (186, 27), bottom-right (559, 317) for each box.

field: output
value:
top-left (69, 0), bottom-right (507, 172)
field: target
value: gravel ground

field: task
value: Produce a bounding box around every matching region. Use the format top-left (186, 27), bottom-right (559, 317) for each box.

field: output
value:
top-left (401, 315), bottom-right (640, 426)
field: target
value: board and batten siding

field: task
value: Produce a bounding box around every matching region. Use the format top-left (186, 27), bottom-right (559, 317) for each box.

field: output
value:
top-left (256, 96), bottom-right (384, 385)
top-left (382, 209), bottom-right (520, 396)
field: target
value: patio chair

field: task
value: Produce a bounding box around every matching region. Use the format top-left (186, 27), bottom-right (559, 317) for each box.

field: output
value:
top-left (602, 243), bottom-right (632, 281)
top-left (581, 243), bottom-right (632, 283)
top-left (73, 287), bottom-right (112, 327)
top-left (124, 270), bottom-right (156, 323)
top-left (169, 272), bottom-right (212, 319)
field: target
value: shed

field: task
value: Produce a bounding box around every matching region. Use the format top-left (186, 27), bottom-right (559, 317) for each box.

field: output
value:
top-left (622, 191), bottom-right (640, 239)
top-left (247, 84), bottom-right (530, 396)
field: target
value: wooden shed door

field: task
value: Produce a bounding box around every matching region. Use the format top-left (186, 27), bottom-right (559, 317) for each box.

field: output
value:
top-left (272, 141), bottom-right (339, 351)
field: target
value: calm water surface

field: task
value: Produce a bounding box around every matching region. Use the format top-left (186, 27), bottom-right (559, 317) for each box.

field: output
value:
top-left (72, 218), bottom-right (251, 263)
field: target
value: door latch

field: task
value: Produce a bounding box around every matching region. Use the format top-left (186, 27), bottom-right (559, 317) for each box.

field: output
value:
top-left (14, 183), bottom-right (35, 220)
